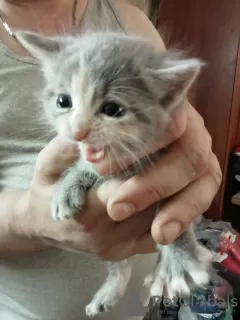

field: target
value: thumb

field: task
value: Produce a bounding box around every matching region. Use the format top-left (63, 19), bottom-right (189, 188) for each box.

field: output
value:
top-left (33, 136), bottom-right (79, 185)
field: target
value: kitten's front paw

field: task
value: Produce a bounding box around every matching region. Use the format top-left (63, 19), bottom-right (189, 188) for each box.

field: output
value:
top-left (150, 245), bottom-right (212, 299)
top-left (51, 169), bottom-right (99, 221)
top-left (51, 182), bottom-right (85, 221)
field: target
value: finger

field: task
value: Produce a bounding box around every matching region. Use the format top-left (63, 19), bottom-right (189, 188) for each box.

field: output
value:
top-left (76, 180), bottom-right (125, 230)
top-left (91, 204), bottom-right (156, 260)
top-left (97, 179), bottom-right (125, 205)
top-left (104, 231), bottom-right (157, 261)
top-left (33, 137), bottom-right (78, 185)
top-left (73, 187), bottom-right (111, 231)
top-left (96, 105), bottom-right (187, 176)
top-left (55, 182), bottom-right (124, 241)
top-left (114, 203), bottom-right (157, 241)
top-left (107, 105), bottom-right (211, 221)
top-left (151, 153), bottom-right (222, 245)
top-left (133, 231), bottom-right (157, 255)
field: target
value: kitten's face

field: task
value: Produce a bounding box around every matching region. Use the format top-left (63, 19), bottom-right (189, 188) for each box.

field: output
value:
top-left (16, 32), bottom-right (202, 169)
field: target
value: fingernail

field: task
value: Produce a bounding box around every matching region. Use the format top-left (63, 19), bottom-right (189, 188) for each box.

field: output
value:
top-left (110, 203), bottom-right (136, 221)
top-left (162, 221), bottom-right (182, 244)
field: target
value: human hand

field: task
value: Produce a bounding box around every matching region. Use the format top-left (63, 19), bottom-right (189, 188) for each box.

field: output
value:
top-left (99, 102), bottom-right (222, 245)
top-left (21, 137), bottom-right (156, 260)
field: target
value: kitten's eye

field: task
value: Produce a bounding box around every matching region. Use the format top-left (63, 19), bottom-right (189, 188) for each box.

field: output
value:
top-left (100, 102), bottom-right (126, 118)
top-left (56, 94), bottom-right (72, 109)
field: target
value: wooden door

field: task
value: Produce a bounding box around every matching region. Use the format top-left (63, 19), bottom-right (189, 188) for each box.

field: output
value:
top-left (158, 0), bottom-right (240, 220)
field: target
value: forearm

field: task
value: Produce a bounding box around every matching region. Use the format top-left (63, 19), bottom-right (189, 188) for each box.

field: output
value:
top-left (0, 191), bottom-right (47, 257)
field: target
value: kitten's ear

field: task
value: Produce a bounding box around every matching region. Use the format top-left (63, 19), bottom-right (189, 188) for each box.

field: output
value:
top-left (149, 54), bottom-right (204, 109)
top-left (15, 31), bottom-right (63, 62)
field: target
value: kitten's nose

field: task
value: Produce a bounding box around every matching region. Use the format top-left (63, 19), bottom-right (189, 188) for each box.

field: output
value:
top-left (74, 130), bottom-right (89, 141)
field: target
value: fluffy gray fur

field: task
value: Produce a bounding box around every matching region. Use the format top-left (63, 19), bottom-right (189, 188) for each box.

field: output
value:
top-left (16, 30), bottom-right (213, 317)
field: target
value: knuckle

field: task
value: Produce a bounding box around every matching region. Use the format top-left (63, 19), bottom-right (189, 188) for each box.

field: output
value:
top-left (186, 113), bottom-right (213, 179)
top-left (34, 165), bottom-right (45, 178)
top-left (172, 118), bottom-right (186, 140)
top-left (145, 185), bottom-right (165, 203)
top-left (185, 202), bottom-right (203, 223)
top-left (197, 114), bottom-right (205, 127)
top-left (35, 148), bottom-right (46, 168)
top-left (188, 147), bottom-right (209, 178)
top-left (210, 156), bottom-right (222, 190)
top-left (34, 161), bottom-right (42, 175)
top-left (205, 131), bottom-right (212, 151)
top-left (34, 156), bottom-right (48, 178)
top-left (167, 113), bottom-right (186, 142)
top-left (208, 133), bottom-right (213, 149)
top-left (194, 198), bottom-right (210, 216)
top-left (190, 104), bottom-right (205, 127)
top-left (212, 169), bottom-right (222, 190)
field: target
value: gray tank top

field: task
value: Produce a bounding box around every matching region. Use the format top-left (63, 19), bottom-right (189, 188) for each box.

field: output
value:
top-left (0, 1), bottom-right (157, 319)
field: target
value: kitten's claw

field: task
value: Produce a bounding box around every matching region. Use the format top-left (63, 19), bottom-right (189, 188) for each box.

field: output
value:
top-left (51, 184), bottom-right (85, 221)
top-left (85, 301), bottom-right (113, 318)
top-left (144, 273), bottom-right (155, 288)
top-left (51, 169), bottom-right (98, 221)
top-left (150, 274), bottom-right (164, 298)
top-left (85, 292), bottom-right (120, 318)
top-left (150, 245), bottom-right (212, 299)
top-left (85, 279), bottom-right (128, 317)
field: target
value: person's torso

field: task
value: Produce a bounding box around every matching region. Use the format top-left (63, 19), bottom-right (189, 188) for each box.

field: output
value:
top-left (0, 1), bottom-right (157, 319)
top-left (0, 0), bottom-right (126, 192)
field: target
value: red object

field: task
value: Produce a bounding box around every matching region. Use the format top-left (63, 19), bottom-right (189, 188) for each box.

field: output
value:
top-left (216, 229), bottom-right (240, 275)
top-left (235, 146), bottom-right (240, 155)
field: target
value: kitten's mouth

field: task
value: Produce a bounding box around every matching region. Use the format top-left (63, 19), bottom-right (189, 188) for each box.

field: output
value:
top-left (83, 144), bottom-right (106, 163)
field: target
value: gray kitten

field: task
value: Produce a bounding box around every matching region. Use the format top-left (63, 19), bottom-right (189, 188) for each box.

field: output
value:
top-left (16, 31), bottom-right (213, 318)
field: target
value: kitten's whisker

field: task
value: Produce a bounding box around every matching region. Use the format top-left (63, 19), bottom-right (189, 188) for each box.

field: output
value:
top-left (105, 139), bottom-right (113, 176)
top-left (108, 141), bottom-right (128, 172)
top-left (114, 134), bottom-right (155, 173)
top-left (108, 119), bottom-right (159, 139)
top-left (117, 140), bottom-right (143, 169)
top-left (106, 131), bottom-right (153, 172)
top-left (118, 132), bottom-right (151, 154)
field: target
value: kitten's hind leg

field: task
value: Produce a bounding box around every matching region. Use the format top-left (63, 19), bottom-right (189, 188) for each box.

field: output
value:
top-left (86, 260), bottom-right (132, 318)
top-left (150, 226), bottom-right (213, 299)
top-left (52, 166), bottom-right (99, 221)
